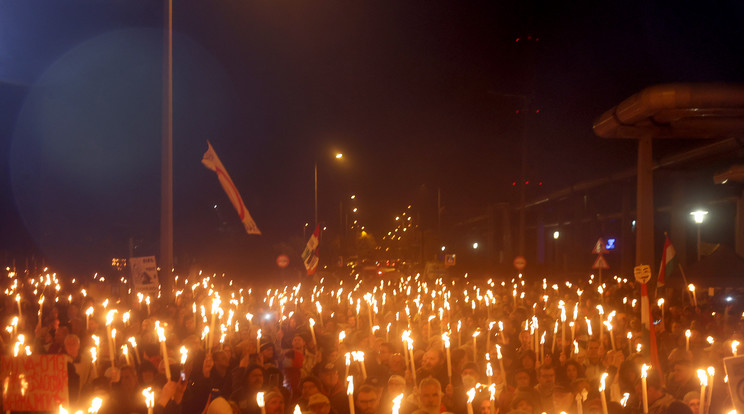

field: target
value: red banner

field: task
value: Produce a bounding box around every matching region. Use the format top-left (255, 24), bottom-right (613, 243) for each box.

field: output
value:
top-left (1, 355), bottom-right (69, 411)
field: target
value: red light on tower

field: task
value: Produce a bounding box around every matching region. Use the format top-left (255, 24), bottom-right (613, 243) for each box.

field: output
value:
top-left (515, 38), bottom-right (520, 43)
top-left (512, 182), bottom-right (517, 186)
top-left (525, 181), bottom-right (529, 185)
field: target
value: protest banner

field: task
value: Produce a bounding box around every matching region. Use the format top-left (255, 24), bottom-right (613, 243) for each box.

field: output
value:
top-left (1, 355), bottom-right (68, 411)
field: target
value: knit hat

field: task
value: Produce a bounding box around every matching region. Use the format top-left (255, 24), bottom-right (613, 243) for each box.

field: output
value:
top-left (683, 391), bottom-right (700, 404)
top-left (206, 397), bottom-right (232, 414)
top-left (308, 394), bottom-right (330, 407)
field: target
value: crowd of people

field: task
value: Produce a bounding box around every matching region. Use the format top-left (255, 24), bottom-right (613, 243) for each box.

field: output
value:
top-left (1, 269), bottom-right (739, 414)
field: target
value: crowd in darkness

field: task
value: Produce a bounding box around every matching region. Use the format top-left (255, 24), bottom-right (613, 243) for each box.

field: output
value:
top-left (3, 271), bottom-right (737, 414)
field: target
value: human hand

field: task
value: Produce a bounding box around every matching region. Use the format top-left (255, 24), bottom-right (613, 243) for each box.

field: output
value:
top-left (444, 383), bottom-right (454, 398)
top-left (159, 381), bottom-right (177, 406)
top-left (203, 353), bottom-right (214, 378)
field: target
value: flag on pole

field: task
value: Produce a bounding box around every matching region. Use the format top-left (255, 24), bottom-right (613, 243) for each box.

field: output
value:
top-left (641, 282), bottom-right (663, 378)
top-left (301, 226), bottom-right (320, 275)
top-left (657, 234), bottom-right (677, 287)
top-left (201, 142), bottom-right (261, 235)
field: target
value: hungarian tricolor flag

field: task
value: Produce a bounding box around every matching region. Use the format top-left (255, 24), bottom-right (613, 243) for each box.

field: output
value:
top-left (641, 282), bottom-right (663, 378)
top-left (657, 234), bottom-right (677, 287)
top-left (301, 226), bottom-right (320, 275)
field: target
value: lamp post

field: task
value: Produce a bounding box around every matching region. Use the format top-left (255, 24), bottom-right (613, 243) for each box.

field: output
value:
top-left (690, 210), bottom-right (708, 261)
top-left (553, 230), bottom-right (560, 270)
top-left (314, 153), bottom-right (344, 228)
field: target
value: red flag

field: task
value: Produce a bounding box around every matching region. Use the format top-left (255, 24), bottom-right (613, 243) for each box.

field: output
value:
top-left (657, 234), bottom-right (677, 288)
top-left (201, 142), bottom-right (261, 235)
top-left (641, 283), bottom-right (663, 376)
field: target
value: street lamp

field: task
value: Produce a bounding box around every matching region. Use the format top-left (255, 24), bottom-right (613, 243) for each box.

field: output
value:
top-left (553, 231), bottom-right (560, 240)
top-left (472, 242), bottom-right (479, 250)
top-left (690, 210), bottom-right (708, 261)
top-left (314, 153), bottom-right (344, 228)
top-left (441, 246), bottom-right (446, 252)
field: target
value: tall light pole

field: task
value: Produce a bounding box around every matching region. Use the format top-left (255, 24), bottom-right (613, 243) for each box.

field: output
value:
top-left (160, 0), bottom-right (173, 298)
top-left (314, 153), bottom-right (343, 228)
top-left (690, 210), bottom-right (708, 261)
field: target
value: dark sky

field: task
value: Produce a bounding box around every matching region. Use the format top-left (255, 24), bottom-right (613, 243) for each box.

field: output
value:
top-left (1, 0), bottom-right (743, 275)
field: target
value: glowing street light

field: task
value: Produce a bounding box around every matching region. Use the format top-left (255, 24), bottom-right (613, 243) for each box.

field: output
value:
top-left (690, 210), bottom-right (708, 261)
top-left (335, 153), bottom-right (343, 159)
top-left (472, 242), bottom-right (479, 249)
top-left (690, 210), bottom-right (708, 224)
top-left (553, 231), bottom-right (560, 239)
top-left (441, 246), bottom-right (446, 252)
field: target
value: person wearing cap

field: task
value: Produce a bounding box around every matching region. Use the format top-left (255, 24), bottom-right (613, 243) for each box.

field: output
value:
top-left (307, 393), bottom-right (332, 414)
top-left (296, 376), bottom-right (323, 411)
top-left (206, 397), bottom-right (239, 414)
top-left (443, 362), bottom-right (482, 413)
top-left (259, 341), bottom-right (278, 370)
top-left (283, 331), bottom-right (317, 397)
top-left (318, 363), bottom-right (348, 414)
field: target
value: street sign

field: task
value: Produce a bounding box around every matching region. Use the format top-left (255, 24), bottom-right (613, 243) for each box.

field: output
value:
top-left (130, 256), bottom-right (160, 296)
top-left (633, 265), bottom-right (652, 284)
top-left (592, 255), bottom-right (610, 270)
top-left (276, 254), bottom-right (290, 268)
top-left (592, 238), bottom-right (609, 255)
top-left (444, 254), bottom-right (456, 267)
top-left (513, 256), bottom-right (526, 271)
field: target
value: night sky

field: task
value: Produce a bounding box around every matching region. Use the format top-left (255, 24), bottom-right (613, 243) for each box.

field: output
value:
top-left (1, 0), bottom-right (743, 276)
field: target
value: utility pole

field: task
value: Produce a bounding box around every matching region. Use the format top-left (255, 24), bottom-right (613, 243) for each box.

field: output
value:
top-left (160, 0), bottom-right (174, 299)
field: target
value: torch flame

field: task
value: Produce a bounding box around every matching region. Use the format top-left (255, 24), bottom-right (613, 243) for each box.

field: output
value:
top-left (142, 387), bottom-right (154, 408)
top-left (346, 376), bottom-right (354, 396)
top-left (697, 369), bottom-right (708, 386)
top-left (466, 388), bottom-right (476, 403)
top-left (599, 372), bottom-right (608, 392)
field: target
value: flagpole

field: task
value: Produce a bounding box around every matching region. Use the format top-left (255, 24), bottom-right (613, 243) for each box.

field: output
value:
top-left (314, 162), bottom-right (318, 228)
top-left (160, 0), bottom-right (174, 299)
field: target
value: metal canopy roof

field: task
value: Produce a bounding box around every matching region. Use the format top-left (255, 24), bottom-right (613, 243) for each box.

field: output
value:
top-left (594, 83), bottom-right (744, 139)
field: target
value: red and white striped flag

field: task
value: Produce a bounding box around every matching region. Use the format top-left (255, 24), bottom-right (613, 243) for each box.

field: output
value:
top-left (657, 234), bottom-right (677, 287)
top-left (202, 142), bottom-right (261, 235)
top-left (641, 282), bottom-right (663, 376)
